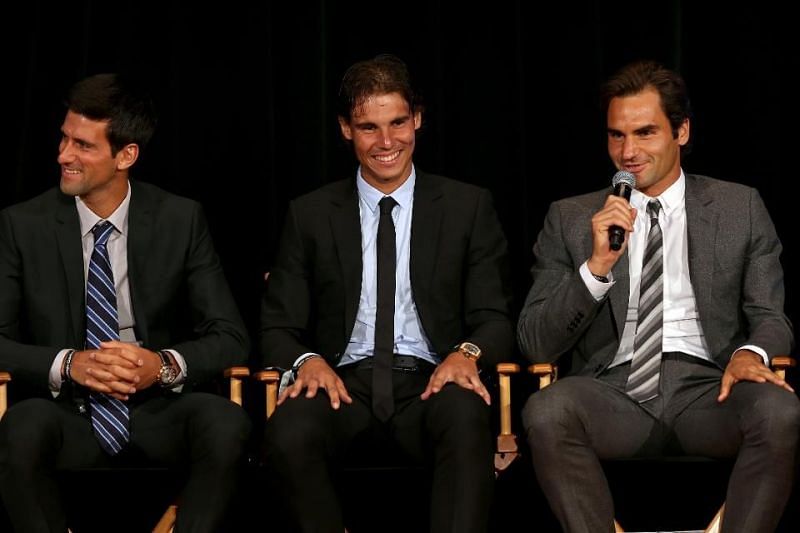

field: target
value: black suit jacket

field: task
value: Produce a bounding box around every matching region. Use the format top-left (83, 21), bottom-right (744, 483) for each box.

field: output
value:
top-left (260, 171), bottom-right (514, 371)
top-left (0, 180), bottom-right (249, 396)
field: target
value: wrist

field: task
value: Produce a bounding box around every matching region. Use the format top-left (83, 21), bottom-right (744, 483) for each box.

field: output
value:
top-left (292, 354), bottom-right (322, 379)
top-left (156, 350), bottom-right (179, 388)
top-left (61, 350), bottom-right (77, 383)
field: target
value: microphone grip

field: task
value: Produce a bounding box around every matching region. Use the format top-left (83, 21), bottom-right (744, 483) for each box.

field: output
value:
top-left (609, 225), bottom-right (625, 251)
top-left (608, 182), bottom-right (632, 251)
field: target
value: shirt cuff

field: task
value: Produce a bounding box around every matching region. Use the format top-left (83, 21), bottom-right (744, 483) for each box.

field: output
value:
top-left (49, 349), bottom-right (72, 395)
top-left (579, 262), bottom-right (614, 301)
top-left (733, 345), bottom-right (770, 367)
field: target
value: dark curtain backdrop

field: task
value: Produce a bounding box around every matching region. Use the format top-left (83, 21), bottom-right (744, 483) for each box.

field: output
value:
top-left (4, 1), bottom-right (797, 363)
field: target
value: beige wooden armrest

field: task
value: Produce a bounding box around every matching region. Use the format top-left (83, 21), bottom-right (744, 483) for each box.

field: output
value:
top-left (0, 372), bottom-right (11, 420)
top-left (153, 504), bottom-right (177, 533)
top-left (224, 366), bottom-right (250, 406)
top-left (494, 363), bottom-right (520, 473)
top-left (771, 356), bottom-right (796, 380)
top-left (254, 370), bottom-right (281, 419)
top-left (527, 363), bottom-right (557, 389)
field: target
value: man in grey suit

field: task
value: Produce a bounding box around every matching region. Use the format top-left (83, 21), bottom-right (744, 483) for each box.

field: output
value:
top-left (519, 59), bottom-right (800, 533)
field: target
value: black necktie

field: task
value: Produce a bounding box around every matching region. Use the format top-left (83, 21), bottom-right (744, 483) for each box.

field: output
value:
top-left (372, 196), bottom-right (397, 421)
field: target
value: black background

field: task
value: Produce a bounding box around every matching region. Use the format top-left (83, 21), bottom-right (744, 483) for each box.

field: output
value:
top-left (3, 1), bottom-right (798, 530)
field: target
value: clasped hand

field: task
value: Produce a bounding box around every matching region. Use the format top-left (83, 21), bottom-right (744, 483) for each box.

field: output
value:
top-left (69, 340), bottom-right (162, 400)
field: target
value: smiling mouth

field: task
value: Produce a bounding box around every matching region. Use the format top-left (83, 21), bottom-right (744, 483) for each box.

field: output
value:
top-left (373, 151), bottom-right (400, 163)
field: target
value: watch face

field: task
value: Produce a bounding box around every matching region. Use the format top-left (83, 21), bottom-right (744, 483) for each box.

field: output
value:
top-left (460, 342), bottom-right (481, 359)
top-left (159, 365), bottom-right (177, 385)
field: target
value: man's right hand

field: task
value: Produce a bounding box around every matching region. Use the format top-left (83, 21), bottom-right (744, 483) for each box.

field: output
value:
top-left (69, 349), bottom-right (141, 400)
top-left (587, 195), bottom-right (637, 276)
top-left (278, 357), bottom-right (352, 410)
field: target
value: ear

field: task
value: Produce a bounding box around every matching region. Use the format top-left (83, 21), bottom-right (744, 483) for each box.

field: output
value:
top-left (115, 144), bottom-right (139, 171)
top-left (413, 111), bottom-right (422, 130)
top-left (338, 116), bottom-right (353, 140)
top-left (677, 119), bottom-right (690, 146)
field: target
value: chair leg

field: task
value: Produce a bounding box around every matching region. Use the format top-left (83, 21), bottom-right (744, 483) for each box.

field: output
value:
top-left (152, 504), bottom-right (177, 533)
top-left (614, 519), bottom-right (624, 532)
top-left (705, 503), bottom-right (724, 533)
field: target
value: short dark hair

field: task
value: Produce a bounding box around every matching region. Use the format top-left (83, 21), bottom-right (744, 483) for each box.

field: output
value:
top-left (337, 54), bottom-right (421, 120)
top-left (65, 73), bottom-right (157, 156)
top-left (601, 60), bottom-right (692, 154)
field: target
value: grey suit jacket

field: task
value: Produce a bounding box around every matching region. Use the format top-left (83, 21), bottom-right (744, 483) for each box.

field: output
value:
top-left (517, 173), bottom-right (793, 376)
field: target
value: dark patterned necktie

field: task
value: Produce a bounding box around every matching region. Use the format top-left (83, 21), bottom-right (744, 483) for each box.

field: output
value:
top-left (86, 221), bottom-right (130, 455)
top-left (626, 200), bottom-right (664, 403)
top-left (372, 196), bottom-right (397, 421)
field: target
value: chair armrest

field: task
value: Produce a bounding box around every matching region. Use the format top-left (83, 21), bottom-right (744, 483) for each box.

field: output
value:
top-left (223, 366), bottom-right (250, 406)
top-left (0, 372), bottom-right (11, 420)
top-left (254, 370), bottom-right (281, 419)
top-left (527, 363), bottom-right (557, 389)
top-left (771, 356), bottom-right (796, 380)
top-left (494, 363), bottom-right (520, 474)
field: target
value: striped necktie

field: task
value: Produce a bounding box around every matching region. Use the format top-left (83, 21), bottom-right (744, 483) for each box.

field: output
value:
top-left (626, 200), bottom-right (664, 403)
top-left (86, 221), bottom-right (130, 455)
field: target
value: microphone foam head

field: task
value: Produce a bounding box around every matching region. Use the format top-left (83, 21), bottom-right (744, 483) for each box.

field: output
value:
top-left (612, 170), bottom-right (636, 188)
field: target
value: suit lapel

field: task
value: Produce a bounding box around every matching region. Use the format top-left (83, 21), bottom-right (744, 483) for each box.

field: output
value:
top-left (330, 182), bottom-right (363, 341)
top-left (684, 175), bottom-right (716, 327)
top-left (126, 181), bottom-right (154, 345)
top-left (410, 173), bottom-right (443, 301)
top-left (54, 195), bottom-right (86, 346)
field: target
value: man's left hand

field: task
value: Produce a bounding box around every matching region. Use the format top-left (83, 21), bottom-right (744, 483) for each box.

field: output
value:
top-left (718, 349), bottom-right (794, 402)
top-left (421, 352), bottom-right (490, 405)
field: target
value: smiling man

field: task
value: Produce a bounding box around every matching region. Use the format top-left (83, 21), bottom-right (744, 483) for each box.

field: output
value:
top-left (518, 60), bottom-right (799, 533)
top-left (261, 54), bottom-right (514, 532)
top-left (0, 73), bottom-right (250, 532)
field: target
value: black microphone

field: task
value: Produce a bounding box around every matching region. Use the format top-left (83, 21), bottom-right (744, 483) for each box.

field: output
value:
top-left (609, 170), bottom-right (636, 251)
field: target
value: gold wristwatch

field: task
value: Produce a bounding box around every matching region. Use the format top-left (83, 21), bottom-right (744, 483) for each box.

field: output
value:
top-left (456, 342), bottom-right (482, 362)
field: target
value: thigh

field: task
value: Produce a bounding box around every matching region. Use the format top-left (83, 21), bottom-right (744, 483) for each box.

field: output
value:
top-left (129, 392), bottom-right (251, 465)
top-left (265, 370), bottom-right (375, 459)
top-left (0, 398), bottom-right (108, 470)
top-left (391, 380), bottom-right (491, 464)
top-left (673, 380), bottom-right (800, 458)
top-left (523, 375), bottom-right (663, 458)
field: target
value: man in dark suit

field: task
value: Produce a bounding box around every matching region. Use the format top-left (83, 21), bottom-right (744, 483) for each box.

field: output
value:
top-left (0, 73), bottom-right (251, 532)
top-left (518, 59), bottom-right (800, 533)
top-left (261, 54), bottom-right (514, 532)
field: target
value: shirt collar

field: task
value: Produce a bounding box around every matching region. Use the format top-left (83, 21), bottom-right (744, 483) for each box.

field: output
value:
top-left (75, 180), bottom-right (131, 238)
top-left (630, 169), bottom-right (685, 217)
top-left (356, 165), bottom-right (416, 213)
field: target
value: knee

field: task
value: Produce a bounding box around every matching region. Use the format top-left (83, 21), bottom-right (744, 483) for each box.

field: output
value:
top-left (0, 399), bottom-right (60, 469)
top-left (428, 385), bottom-right (490, 436)
top-left (744, 388), bottom-right (800, 444)
top-left (521, 385), bottom-right (579, 448)
top-left (263, 397), bottom-right (330, 465)
top-left (190, 397), bottom-right (251, 463)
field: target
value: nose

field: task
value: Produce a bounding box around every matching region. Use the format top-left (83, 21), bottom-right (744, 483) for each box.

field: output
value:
top-left (379, 128), bottom-right (392, 147)
top-left (621, 136), bottom-right (638, 160)
top-left (57, 140), bottom-right (74, 164)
